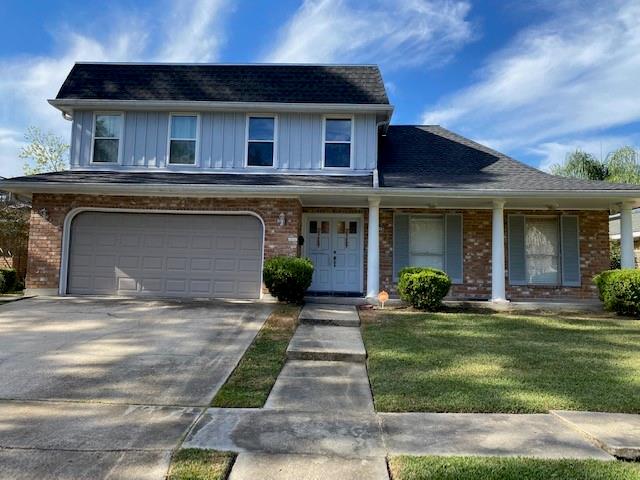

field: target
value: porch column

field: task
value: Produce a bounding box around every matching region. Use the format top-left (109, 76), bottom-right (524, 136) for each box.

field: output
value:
top-left (367, 196), bottom-right (380, 299)
top-left (620, 202), bottom-right (635, 269)
top-left (491, 200), bottom-right (507, 302)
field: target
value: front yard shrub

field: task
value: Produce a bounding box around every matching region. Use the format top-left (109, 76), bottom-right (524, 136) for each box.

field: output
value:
top-left (0, 268), bottom-right (18, 293)
top-left (594, 269), bottom-right (640, 317)
top-left (397, 267), bottom-right (451, 311)
top-left (263, 256), bottom-right (314, 304)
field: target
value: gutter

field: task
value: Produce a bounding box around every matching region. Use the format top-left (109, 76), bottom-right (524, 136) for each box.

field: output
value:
top-left (48, 99), bottom-right (395, 117)
top-left (3, 180), bottom-right (640, 200)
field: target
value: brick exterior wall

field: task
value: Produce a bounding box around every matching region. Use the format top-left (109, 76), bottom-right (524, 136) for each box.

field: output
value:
top-left (380, 208), bottom-right (610, 301)
top-left (26, 193), bottom-right (302, 291)
top-left (27, 193), bottom-right (610, 301)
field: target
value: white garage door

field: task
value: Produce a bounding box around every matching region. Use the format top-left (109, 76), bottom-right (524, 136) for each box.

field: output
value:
top-left (67, 212), bottom-right (263, 298)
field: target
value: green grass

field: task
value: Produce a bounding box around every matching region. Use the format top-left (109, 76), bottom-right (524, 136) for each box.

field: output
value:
top-left (211, 304), bottom-right (300, 407)
top-left (167, 449), bottom-right (235, 480)
top-left (388, 456), bottom-right (640, 480)
top-left (361, 309), bottom-right (640, 413)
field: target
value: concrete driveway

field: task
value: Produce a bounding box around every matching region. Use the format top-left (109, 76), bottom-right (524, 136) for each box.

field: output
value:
top-left (0, 296), bottom-right (272, 480)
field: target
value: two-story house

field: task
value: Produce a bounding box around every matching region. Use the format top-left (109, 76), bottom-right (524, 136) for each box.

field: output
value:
top-left (2, 63), bottom-right (639, 301)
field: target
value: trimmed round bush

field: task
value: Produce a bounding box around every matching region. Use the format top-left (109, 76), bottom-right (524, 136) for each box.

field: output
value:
top-left (263, 256), bottom-right (314, 304)
top-left (593, 269), bottom-right (640, 317)
top-left (397, 267), bottom-right (452, 311)
top-left (0, 269), bottom-right (17, 293)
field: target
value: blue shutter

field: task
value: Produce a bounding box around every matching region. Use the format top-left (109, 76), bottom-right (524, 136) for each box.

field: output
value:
top-left (445, 214), bottom-right (463, 284)
top-left (393, 214), bottom-right (410, 279)
top-left (561, 215), bottom-right (581, 286)
top-left (508, 215), bottom-right (526, 285)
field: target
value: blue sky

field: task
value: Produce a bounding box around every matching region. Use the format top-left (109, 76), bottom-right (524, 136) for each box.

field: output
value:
top-left (1, 0), bottom-right (639, 178)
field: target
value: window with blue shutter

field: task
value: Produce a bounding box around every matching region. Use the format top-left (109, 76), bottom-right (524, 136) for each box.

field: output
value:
top-left (393, 213), bottom-right (463, 284)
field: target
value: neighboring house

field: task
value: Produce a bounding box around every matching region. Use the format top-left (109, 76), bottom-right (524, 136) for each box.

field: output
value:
top-left (1, 63), bottom-right (639, 301)
top-left (610, 209), bottom-right (640, 265)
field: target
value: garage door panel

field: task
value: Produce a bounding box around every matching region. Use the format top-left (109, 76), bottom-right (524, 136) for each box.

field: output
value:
top-left (68, 212), bottom-right (263, 298)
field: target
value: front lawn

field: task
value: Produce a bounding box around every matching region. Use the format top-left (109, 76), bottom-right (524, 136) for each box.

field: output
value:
top-left (211, 304), bottom-right (300, 407)
top-left (388, 456), bottom-right (640, 480)
top-left (362, 309), bottom-right (640, 413)
top-left (167, 449), bottom-right (235, 480)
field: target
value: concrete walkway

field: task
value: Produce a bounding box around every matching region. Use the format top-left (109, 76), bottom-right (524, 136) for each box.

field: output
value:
top-left (182, 303), bottom-right (640, 478)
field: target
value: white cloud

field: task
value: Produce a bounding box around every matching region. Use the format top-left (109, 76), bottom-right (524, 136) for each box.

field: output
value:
top-left (0, 1), bottom-right (230, 178)
top-left (264, 0), bottom-right (474, 68)
top-left (157, 0), bottom-right (232, 62)
top-left (421, 0), bottom-right (640, 165)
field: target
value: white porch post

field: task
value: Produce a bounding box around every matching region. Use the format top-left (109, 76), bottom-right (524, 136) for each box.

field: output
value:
top-left (620, 202), bottom-right (635, 269)
top-left (367, 197), bottom-right (380, 299)
top-left (491, 200), bottom-right (507, 302)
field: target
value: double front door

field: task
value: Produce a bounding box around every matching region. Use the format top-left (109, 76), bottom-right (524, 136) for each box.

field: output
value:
top-left (306, 216), bottom-right (362, 293)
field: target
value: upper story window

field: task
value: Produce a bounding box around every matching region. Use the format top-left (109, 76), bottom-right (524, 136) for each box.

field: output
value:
top-left (92, 113), bottom-right (122, 163)
top-left (247, 116), bottom-right (275, 167)
top-left (323, 118), bottom-right (352, 168)
top-left (169, 114), bottom-right (198, 165)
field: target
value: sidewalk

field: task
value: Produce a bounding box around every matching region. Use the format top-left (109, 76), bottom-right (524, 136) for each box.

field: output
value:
top-left (183, 304), bottom-right (640, 479)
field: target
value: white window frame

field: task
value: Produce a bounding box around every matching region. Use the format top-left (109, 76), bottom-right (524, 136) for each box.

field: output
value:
top-left (523, 215), bottom-right (561, 286)
top-left (90, 112), bottom-right (123, 165)
top-left (167, 113), bottom-right (200, 167)
top-left (245, 114), bottom-right (278, 168)
top-left (408, 215), bottom-right (446, 271)
top-left (322, 114), bottom-right (354, 169)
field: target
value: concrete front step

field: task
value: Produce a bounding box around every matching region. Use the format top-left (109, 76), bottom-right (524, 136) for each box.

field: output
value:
top-left (299, 303), bottom-right (360, 327)
top-left (229, 453), bottom-right (389, 480)
top-left (264, 360), bottom-right (374, 413)
top-left (286, 324), bottom-right (366, 362)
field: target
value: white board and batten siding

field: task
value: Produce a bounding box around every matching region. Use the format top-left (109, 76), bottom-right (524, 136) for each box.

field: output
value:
top-left (70, 111), bottom-right (378, 171)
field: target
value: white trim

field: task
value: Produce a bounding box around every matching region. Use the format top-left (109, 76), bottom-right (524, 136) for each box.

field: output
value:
top-left (49, 98), bottom-right (394, 116)
top-left (302, 212), bottom-right (364, 294)
top-left (244, 114), bottom-right (278, 168)
top-left (166, 113), bottom-right (200, 167)
top-left (321, 114), bottom-right (354, 169)
top-left (59, 207), bottom-right (266, 299)
top-left (610, 232), bottom-right (640, 240)
top-left (90, 112), bottom-right (124, 165)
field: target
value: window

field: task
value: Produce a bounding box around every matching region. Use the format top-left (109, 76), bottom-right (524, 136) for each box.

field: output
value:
top-left (324, 118), bottom-right (352, 168)
top-left (409, 217), bottom-right (445, 270)
top-left (168, 114), bottom-right (197, 165)
top-left (247, 116), bottom-right (275, 167)
top-left (525, 217), bottom-right (560, 284)
top-left (92, 113), bottom-right (122, 163)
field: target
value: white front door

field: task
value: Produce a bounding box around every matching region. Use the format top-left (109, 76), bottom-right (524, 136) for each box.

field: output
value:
top-left (306, 216), bottom-right (362, 293)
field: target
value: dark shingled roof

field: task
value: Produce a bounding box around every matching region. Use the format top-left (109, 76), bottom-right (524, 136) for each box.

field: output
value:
top-left (4, 171), bottom-right (373, 188)
top-left (378, 126), bottom-right (640, 191)
top-left (55, 63), bottom-right (390, 105)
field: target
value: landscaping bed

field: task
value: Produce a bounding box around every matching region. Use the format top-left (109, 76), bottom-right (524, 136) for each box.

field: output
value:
top-left (211, 304), bottom-right (301, 407)
top-left (361, 309), bottom-right (640, 413)
top-left (388, 456), bottom-right (640, 480)
top-left (167, 449), bottom-right (235, 480)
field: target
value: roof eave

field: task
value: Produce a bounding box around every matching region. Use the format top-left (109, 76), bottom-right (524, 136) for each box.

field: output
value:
top-left (48, 99), bottom-right (394, 121)
top-left (3, 180), bottom-right (640, 202)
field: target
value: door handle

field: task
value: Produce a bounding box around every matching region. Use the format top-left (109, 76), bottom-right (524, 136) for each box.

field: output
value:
top-left (333, 256), bottom-right (336, 267)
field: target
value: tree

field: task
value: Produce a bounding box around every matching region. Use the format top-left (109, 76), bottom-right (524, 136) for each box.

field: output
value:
top-left (19, 126), bottom-right (69, 175)
top-left (551, 146), bottom-right (640, 184)
top-left (550, 149), bottom-right (607, 180)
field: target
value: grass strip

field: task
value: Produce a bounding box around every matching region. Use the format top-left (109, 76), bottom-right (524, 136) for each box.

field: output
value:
top-left (167, 449), bottom-right (235, 480)
top-left (388, 456), bottom-right (640, 480)
top-left (211, 304), bottom-right (300, 407)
